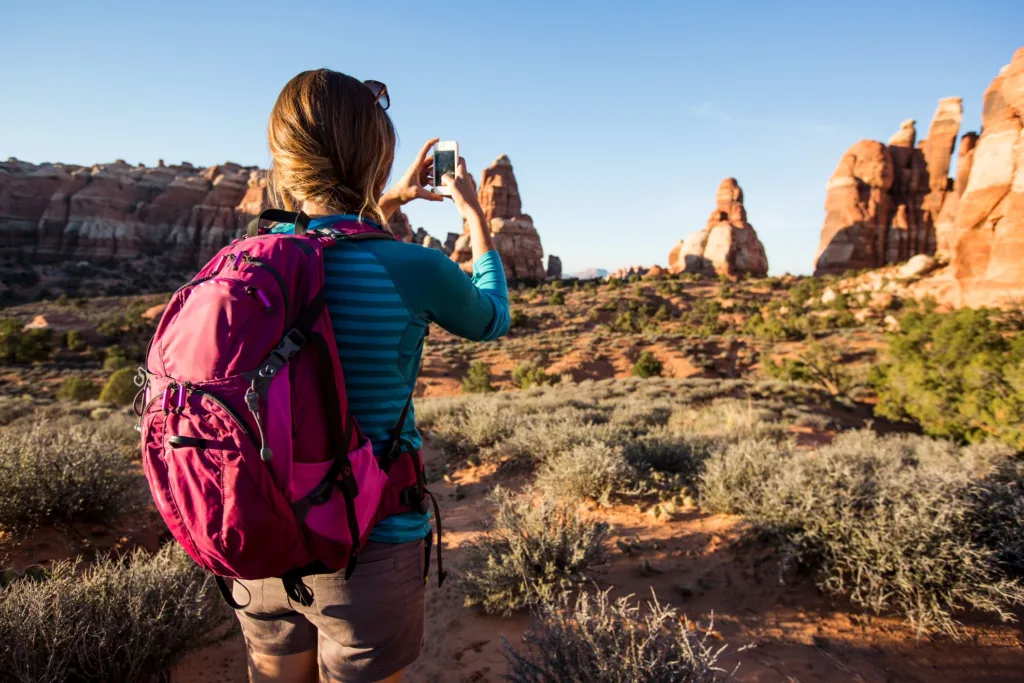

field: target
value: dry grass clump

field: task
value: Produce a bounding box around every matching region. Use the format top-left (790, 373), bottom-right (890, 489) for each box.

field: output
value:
top-left (668, 397), bottom-right (787, 443)
top-left (536, 441), bottom-right (639, 505)
top-left (0, 544), bottom-right (228, 683)
top-left (461, 487), bottom-right (609, 615)
top-left (700, 430), bottom-right (1024, 635)
top-left (504, 590), bottom-right (727, 683)
top-left (0, 416), bottom-right (140, 531)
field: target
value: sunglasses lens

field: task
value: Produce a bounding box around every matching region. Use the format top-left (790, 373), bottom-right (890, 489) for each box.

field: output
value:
top-left (364, 80), bottom-right (390, 110)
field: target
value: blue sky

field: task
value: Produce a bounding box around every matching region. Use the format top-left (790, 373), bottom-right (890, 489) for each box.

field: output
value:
top-left (3, 1), bottom-right (1021, 275)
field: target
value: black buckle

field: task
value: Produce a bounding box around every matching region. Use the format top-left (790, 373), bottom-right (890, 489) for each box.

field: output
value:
top-left (399, 486), bottom-right (427, 514)
top-left (258, 329), bottom-right (308, 379)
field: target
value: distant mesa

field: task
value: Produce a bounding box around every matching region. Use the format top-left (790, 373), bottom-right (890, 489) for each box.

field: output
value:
top-left (450, 155), bottom-right (549, 283)
top-left (571, 268), bottom-right (608, 280)
top-left (814, 46), bottom-right (1024, 308)
top-left (668, 178), bottom-right (769, 278)
top-left (0, 153), bottom-right (555, 283)
top-left (0, 158), bottom-right (268, 267)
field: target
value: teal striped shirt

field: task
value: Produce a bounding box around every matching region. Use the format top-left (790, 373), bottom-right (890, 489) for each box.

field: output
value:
top-left (277, 215), bottom-right (510, 542)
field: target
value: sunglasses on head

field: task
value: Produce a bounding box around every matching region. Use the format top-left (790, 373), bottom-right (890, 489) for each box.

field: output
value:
top-left (363, 80), bottom-right (390, 111)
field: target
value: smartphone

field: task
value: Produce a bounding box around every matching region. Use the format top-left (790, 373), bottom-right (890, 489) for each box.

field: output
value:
top-left (433, 141), bottom-right (458, 196)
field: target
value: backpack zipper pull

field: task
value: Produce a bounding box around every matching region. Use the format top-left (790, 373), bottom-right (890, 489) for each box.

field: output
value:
top-left (232, 251), bottom-right (246, 270)
top-left (176, 382), bottom-right (192, 413)
top-left (161, 384), bottom-right (174, 414)
top-left (245, 380), bottom-right (272, 461)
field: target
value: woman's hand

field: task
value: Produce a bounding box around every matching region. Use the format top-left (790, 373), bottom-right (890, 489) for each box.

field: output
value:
top-left (441, 157), bottom-right (484, 221)
top-left (379, 138), bottom-right (445, 220)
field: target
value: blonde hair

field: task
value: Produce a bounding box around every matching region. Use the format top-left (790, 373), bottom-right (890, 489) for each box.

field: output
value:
top-left (267, 69), bottom-right (396, 225)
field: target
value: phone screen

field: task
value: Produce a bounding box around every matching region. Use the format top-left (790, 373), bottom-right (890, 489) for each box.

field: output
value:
top-left (434, 150), bottom-right (456, 183)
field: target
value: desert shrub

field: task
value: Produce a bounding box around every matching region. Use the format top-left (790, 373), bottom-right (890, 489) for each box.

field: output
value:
top-left (0, 418), bottom-right (138, 530)
top-left (504, 590), bottom-right (726, 683)
top-left (462, 487), bottom-right (609, 615)
top-left (462, 361), bottom-right (495, 394)
top-left (668, 398), bottom-right (787, 443)
top-left (871, 307), bottom-right (1024, 448)
top-left (0, 318), bottom-right (53, 364)
top-left (510, 308), bottom-right (529, 329)
top-left (678, 299), bottom-right (725, 336)
top-left (762, 342), bottom-right (864, 397)
top-left (511, 361), bottom-right (558, 389)
top-left (103, 345), bottom-right (133, 371)
top-left (632, 351), bottom-right (663, 378)
top-left (56, 376), bottom-right (99, 401)
top-left (548, 289), bottom-right (565, 305)
top-left (63, 329), bottom-right (87, 352)
top-left (100, 367), bottom-right (139, 405)
top-left (606, 276), bottom-right (622, 290)
top-left (700, 430), bottom-right (1024, 635)
top-left (536, 441), bottom-right (638, 505)
top-left (625, 431), bottom-right (714, 480)
top-left (0, 544), bottom-right (228, 683)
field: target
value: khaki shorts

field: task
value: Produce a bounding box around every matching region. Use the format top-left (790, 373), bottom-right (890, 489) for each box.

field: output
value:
top-left (232, 539), bottom-right (427, 683)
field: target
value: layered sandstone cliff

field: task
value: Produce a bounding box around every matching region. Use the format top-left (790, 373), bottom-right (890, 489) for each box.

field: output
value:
top-left (814, 47), bottom-right (1024, 307)
top-left (450, 155), bottom-right (549, 282)
top-left (0, 158), bottom-right (268, 267)
top-left (814, 96), bottom-right (965, 276)
top-left (668, 178), bottom-right (768, 277)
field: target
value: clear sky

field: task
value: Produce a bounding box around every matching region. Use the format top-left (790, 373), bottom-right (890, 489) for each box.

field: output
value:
top-left (3, 1), bottom-right (1021, 276)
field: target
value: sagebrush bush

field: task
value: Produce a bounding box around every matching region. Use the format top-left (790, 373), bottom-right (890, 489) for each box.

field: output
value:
top-left (461, 487), bottom-right (609, 615)
top-left (504, 590), bottom-right (726, 683)
top-left (700, 430), bottom-right (1024, 635)
top-left (0, 417), bottom-right (139, 530)
top-left (100, 366), bottom-right (139, 405)
top-left (511, 361), bottom-right (559, 389)
top-left (0, 544), bottom-right (228, 683)
top-left (871, 306), bottom-right (1024, 448)
top-left (536, 441), bottom-right (638, 505)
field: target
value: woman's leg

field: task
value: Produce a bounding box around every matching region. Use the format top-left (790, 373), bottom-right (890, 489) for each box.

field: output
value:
top-left (248, 649), bottom-right (318, 683)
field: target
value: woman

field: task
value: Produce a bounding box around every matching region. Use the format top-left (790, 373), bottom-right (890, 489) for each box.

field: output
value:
top-left (232, 69), bottom-right (510, 683)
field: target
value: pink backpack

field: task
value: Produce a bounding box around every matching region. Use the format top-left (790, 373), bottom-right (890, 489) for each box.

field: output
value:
top-left (135, 209), bottom-right (443, 607)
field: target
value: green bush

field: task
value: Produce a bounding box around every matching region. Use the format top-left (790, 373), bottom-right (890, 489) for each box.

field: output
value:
top-left (0, 544), bottom-right (228, 683)
top-left (631, 351), bottom-right (663, 378)
top-left (510, 308), bottom-right (529, 329)
top-left (63, 330), bottom-right (87, 352)
top-left (461, 487), bottom-right (609, 615)
top-left (504, 590), bottom-right (725, 683)
top-left (103, 346), bottom-right (133, 371)
top-left (0, 319), bottom-right (53, 364)
top-left (0, 417), bottom-right (138, 531)
top-left (700, 430), bottom-right (1024, 635)
top-left (511, 361), bottom-right (558, 389)
top-left (678, 299), bottom-right (725, 336)
top-left (56, 376), bottom-right (99, 402)
top-left (100, 367), bottom-right (140, 405)
top-left (462, 361), bottom-right (495, 394)
top-left (762, 342), bottom-right (863, 397)
top-left (548, 289), bottom-right (565, 306)
top-left (871, 307), bottom-right (1024, 448)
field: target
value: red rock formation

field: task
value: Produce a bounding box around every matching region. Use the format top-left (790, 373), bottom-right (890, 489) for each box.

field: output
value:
top-left (814, 97), bottom-right (966, 275)
top-left (668, 178), bottom-right (768, 277)
top-left (949, 48), bottom-right (1024, 307)
top-left (450, 155), bottom-right (546, 282)
top-left (0, 158), bottom-right (260, 267)
top-left (546, 255), bottom-right (562, 280)
top-left (387, 209), bottom-right (414, 242)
